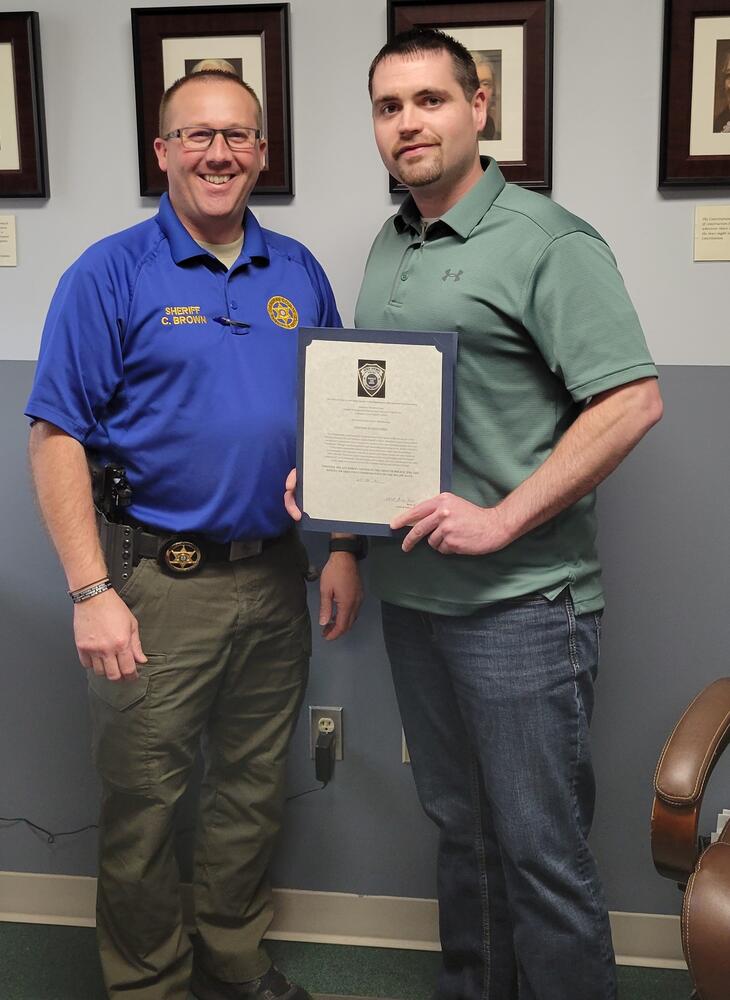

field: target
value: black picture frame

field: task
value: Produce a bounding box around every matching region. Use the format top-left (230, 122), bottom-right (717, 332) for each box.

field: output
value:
top-left (0, 11), bottom-right (48, 198)
top-left (659, 0), bottom-right (730, 186)
top-left (131, 4), bottom-right (293, 197)
top-left (386, 0), bottom-right (553, 190)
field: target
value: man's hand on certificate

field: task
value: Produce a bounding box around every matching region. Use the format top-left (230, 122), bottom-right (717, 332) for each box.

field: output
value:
top-left (391, 493), bottom-right (512, 556)
top-left (284, 469), bottom-right (363, 639)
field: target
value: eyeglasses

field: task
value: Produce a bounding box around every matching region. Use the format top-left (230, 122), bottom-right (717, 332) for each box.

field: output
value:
top-left (163, 126), bottom-right (261, 151)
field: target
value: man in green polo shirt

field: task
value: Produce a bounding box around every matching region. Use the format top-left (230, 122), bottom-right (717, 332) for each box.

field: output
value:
top-left (288, 25), bottom-right (661, 1000)
top-left (359, 26), bottom-right (663, 1000)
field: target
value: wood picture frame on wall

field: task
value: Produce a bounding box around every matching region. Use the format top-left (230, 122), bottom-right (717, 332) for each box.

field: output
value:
top-left (0, 11), bottom-right (49, 198)
top-left (386, 0), bottom-right (553, 190)
top-left (660, 0), bottom-right (730, 186)
top-left (131, 4), bottom-right (293, 197)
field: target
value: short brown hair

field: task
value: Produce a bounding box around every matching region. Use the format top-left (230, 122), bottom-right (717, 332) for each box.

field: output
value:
top-left (368, 27), bottom-right (479, 100)
top-left (158, 69), bottom-right (263, 136)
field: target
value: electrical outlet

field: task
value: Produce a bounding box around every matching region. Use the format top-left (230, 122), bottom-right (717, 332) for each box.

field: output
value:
top-left (309, 706), bottom-right (343, 760)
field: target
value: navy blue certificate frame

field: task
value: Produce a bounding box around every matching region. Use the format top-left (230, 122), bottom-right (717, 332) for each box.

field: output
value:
top-left (296, 327), bottom-right (457, 536)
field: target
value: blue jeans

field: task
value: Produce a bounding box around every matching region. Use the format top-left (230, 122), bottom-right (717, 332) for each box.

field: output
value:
top-left (381, 592), bottom-right (617, 1000)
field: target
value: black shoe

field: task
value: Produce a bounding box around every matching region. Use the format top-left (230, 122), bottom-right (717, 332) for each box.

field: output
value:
top-left (191, 963), bottom-right (312, 1000)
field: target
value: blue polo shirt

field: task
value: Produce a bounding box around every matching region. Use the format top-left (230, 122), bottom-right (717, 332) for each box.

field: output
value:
top-left (26, 194), bottom-right (341, 541)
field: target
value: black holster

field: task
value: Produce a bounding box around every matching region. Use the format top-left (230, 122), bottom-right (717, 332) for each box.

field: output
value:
top-left (96, 509), bottom-right (135, 591)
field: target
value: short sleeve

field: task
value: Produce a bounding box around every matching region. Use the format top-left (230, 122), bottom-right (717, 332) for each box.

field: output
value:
top-left (25, 252), bottom-right (126, 441)
top-left (521, 231), bottom-right (657, 401)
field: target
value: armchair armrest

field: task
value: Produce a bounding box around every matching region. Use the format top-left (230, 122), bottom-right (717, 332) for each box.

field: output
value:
top-left (651, 678), bottom-right (730, 882)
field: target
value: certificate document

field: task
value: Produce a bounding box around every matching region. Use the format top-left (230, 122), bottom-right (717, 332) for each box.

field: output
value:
top-left (296, 328), bottom-right (457, 535)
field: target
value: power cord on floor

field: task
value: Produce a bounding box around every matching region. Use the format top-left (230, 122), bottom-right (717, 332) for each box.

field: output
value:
top-left (286, 782), bottom-right (328, 801)
top-left (0, 782), bottom-right (328, 845)
top-left (0, 816), bottom-right (98, 845)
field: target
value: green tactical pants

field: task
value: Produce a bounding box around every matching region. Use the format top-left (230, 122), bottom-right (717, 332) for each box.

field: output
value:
top-left (87, 533), bottom-right (311, 1000)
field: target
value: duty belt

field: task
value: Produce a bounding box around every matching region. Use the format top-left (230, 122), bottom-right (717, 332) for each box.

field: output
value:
top-left (100, 512), bottom-right (287, 580)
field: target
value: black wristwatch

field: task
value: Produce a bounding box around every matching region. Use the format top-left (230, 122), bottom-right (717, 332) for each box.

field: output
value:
top-left (328, 536), bottom-right (368, 560)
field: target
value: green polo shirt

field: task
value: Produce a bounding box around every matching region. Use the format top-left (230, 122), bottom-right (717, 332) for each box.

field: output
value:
top-left (354, 160), bottom-right (657, 615)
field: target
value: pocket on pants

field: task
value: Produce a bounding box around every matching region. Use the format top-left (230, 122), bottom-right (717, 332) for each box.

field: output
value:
top-left (88, 672), bottom-right (150, 711)
top-left (116, 556), bottom-right (153, 605)
top-left (88, 654), bottom-right (166, 791)
top-left (295, 609), bottom-right (313, 659)
top-left (294, 535), bottom-right (311, 578)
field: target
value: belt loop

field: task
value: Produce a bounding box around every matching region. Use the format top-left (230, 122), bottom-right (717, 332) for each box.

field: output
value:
top-left (228, 539), bottom-right (264, 561)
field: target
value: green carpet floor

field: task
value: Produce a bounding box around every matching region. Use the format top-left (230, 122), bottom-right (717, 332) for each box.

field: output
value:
top-left (0, 923), bottom-right (693, 999)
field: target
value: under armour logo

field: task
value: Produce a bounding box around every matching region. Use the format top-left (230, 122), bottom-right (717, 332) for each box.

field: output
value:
top-left (442, 269), bottom-right (463, 282)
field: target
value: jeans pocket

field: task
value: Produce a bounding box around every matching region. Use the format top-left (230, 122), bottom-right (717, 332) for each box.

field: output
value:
top-left (593, 612), bottom-right (602, 662)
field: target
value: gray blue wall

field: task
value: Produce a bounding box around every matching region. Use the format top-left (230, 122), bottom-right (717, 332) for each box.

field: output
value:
top-left (2, 0), bottom-right (730, 919)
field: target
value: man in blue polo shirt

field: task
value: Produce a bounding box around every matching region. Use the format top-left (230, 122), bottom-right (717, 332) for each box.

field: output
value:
top-left (27, 70), bottom-right (362, 1000)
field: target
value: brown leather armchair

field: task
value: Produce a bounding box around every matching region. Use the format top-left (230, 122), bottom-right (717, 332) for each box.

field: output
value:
top-left (651, 678), bottom-right (730, 1000)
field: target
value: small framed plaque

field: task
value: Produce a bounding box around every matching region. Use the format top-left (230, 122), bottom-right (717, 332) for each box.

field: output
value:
top-left (296, 328), bottom-right (457, 535)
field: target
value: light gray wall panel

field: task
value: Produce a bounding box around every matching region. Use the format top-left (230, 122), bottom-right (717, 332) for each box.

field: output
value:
top-left (3, 362), bottom-right (728, 918)
top-left (2, 0), bottom-right (729, 923)
top-left (2, 0), bottom-right (730, 366)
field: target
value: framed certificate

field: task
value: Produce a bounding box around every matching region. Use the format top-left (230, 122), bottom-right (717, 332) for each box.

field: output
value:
top-left (131, 4), bottom-right (293, 196)
top-left (659, 0), bottom-right (730, 186)
top-left (296, 328), bottom-right (457, 535)
top-left (387, 0), bottom-right (554, 191)
top-left (0, 12), bottom-right (49, 198)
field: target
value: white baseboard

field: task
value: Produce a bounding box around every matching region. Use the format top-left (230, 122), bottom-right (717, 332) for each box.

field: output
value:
top-left (0, 871), bottom-right (97, 928)
top-left (0, 871), bottom-right (686, 969)
top-left (266, 888), bottom-right (440, 952)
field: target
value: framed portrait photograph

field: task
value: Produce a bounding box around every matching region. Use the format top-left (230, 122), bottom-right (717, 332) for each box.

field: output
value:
top-left (131, 5), bottom-right (292, 197)
top-left (660, 0), bottom-right (730, 186)
top-left (386, 0), bottom-right (553, 190)
top-left (0, 12), bottom-right (48, 198)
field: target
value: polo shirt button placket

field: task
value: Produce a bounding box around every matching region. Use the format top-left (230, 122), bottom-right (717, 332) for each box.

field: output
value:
top-left (389, 246), bottom-right (415, 305)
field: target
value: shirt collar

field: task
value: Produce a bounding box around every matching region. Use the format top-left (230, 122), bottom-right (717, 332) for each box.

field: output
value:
top-left (156, 193), bottom-right (270, 265)
top-left (393, 157), bottom-right (505, 240)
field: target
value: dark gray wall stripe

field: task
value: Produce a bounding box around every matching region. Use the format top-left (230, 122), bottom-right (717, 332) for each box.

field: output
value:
top-left (2, 362), bottom-right (728, 916)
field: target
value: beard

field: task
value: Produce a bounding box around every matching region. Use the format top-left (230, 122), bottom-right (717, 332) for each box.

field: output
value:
top-left (394, 147), bottom-right (443, 188)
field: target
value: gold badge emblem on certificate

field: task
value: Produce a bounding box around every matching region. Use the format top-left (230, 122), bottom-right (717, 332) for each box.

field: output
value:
top-left (358, 360), bottom-right (386, 398)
